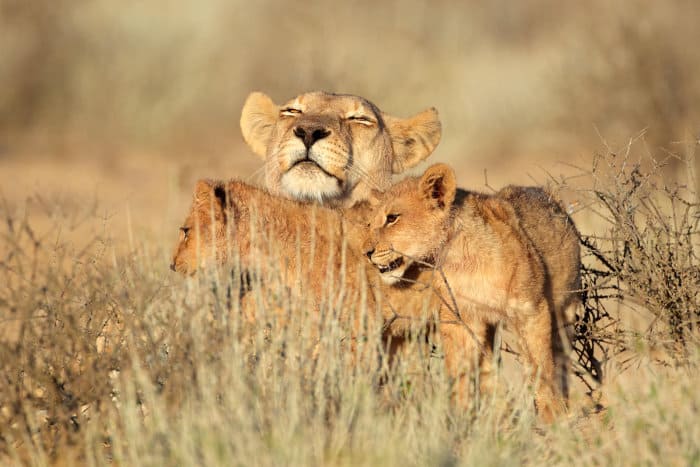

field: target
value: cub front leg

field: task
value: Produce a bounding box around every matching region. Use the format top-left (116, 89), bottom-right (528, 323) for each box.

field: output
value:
top-left (439, 315), bottom-right (492, 409)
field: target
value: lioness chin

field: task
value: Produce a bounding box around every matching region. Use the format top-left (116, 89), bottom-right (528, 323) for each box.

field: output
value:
top-left (240, 91), bottom-right (441, 207)
top-left (364, 163), bottom-right (581, 422)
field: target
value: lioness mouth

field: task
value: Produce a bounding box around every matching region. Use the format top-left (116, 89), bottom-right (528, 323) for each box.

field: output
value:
top-left (291, 158), bottom-right (319, 169)
top-left (378, 257), bottom-right (403, 274)
top-left (290, 158), bottom-right (338, 181)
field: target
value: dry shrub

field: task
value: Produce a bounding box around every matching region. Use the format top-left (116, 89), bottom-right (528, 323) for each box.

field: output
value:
top-left (555, 138), bottom-right (699, 387)
top-left (0, 196), bottom-right (143, 458)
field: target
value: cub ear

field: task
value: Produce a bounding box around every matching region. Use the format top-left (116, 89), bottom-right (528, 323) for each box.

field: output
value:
top-left (419, 163), bottom-right (457, 210)
top-left (385, 107), bottom-right (441, 174)
top-left (194, 179), bottom-right (215, 202)
top-left (240, 92), bottom-right (278, 159)
top-left (193, 179), bottom-right (227, 222)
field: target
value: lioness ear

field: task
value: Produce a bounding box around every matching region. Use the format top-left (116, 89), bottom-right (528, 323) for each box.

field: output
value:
top-left (419, 163), bottom-right (456, 210)
top-left (385, 107), bottom-right (441, 174)
top-left (240, 92), bottom-right (278, 159)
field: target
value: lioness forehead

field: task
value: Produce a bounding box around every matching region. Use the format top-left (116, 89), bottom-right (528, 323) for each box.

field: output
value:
top-left (285, 91), bottom-right (380, 116)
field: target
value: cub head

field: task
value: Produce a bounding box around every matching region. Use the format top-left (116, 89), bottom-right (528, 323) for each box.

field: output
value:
top-left (240, 91), bottom-right (441, 207)
top-left (365, 163), bottom-right (457, 285)
top-left (171, 179), bottom-right (230, 275)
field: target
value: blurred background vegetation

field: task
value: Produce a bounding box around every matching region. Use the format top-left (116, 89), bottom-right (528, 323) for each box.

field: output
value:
top-left (0, 0), bottom-right (698, 237)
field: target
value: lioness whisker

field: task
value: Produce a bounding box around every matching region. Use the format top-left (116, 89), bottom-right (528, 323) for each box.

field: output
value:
top-left (319, 151), bottom-right (383, 190)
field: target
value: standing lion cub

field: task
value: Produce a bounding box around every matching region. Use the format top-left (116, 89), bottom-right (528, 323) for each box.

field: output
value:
top-left (240, 91), bottom-right (441, 207)
top-left (364, 163), bottom-right (581, 421)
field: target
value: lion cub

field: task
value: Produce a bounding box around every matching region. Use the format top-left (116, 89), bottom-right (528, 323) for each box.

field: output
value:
top-left (364, 164), bottom-right (581, 421)
top-left (171, 179), bottom-right (439, 346)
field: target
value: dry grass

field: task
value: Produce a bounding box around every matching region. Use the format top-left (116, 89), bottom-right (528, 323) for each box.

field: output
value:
top-left (1, 146), bottom-right (700, 465)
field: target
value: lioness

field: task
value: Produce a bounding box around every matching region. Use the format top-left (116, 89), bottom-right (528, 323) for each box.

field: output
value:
top-left (171, 179), bottom-right (439, 346)
top-left (240, 91), bottom-right (441, 207)
top-left (364, 164), bottom-right (581, 421)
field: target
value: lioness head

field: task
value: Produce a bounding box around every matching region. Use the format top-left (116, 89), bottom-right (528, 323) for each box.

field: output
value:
top-left (365, 163), bottom-right (457, 284)
top-left (171, 179), bottom-right (230, 275)
top-left (240, 91), bottom-right (441, 207)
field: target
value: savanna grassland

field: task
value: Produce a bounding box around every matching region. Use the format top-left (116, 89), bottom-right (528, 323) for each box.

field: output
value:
top-left (1, 1), bottom-right (699, 465)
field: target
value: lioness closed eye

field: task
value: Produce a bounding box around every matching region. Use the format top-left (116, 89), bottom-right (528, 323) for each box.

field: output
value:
top-left (364, 163), bottom-right (581, 422)
top-left (240, 91), bottom-right (441, 207)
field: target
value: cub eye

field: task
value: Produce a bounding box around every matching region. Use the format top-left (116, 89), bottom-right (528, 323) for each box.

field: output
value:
top-left (180, 226), bottom-right (191, 239)
top-left (280, 108), bottom-right (302, 117)
top-left (347, 115), bottom-right (374, 126)
top-left (385, 214), bottom-right (399, 226)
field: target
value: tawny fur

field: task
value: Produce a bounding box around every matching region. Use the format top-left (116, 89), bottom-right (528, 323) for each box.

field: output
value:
top-left (240, 91), bottom-right (441, 207)
top-left (171, 179), bottom-right (440, 348)
top-left (364, 163), bottom-right (581, 422)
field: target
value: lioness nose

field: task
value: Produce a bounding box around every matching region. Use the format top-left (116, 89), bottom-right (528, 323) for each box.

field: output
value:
top-left (365, 248), bottom-right (375, 259)
top-left (169, 262), bottom-right (176, 272)
top-left (293, 125), bottom-right (330, 149)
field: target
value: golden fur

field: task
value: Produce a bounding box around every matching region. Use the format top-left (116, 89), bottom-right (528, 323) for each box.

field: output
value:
top-left (364, 164), bottom-right (581, 421)
top-left (240, 91), bottom-right (441, 207)
top-left (170, 179), bottom-right (439, 345)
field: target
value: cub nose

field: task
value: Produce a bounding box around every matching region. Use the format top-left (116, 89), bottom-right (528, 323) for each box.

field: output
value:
top-left (169, 262), bottom-right (176, 272)
top-left (365, 248), bottom-right (375, 259)
top-left (293, 124), bottom-right (330, 149)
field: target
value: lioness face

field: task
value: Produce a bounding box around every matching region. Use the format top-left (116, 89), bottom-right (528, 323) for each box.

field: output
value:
top-left (365, 164), bottom-right (457, 285)
top-left (171, 180), bottom-right (228, 275)
top-left (240, 91), bottom-right (441, 207)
